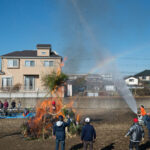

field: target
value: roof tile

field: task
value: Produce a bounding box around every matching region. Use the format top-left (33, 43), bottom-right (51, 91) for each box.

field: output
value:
top-left (2, 50), bottom-right (61, 58)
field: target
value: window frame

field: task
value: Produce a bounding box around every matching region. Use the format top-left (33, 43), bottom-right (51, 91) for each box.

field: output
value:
top-left (7, 59), bottom-right (19, 68)
top-left (129, 79), bottom-right (134, 82)
top-left (25, 60), bottom-right (35, 67)
top-left (44, 61), bottom-right (54, 67)
top-left (142, 76), bottom-right (146, 80)
top-left (41, 52), bottom-right (46, 55)
top-left (2, 77), bottom-right (13, 88)
top-left (24, 75), bottom-right (35, 91)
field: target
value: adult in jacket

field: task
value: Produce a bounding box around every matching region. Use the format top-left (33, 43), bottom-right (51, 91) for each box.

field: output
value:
top-left (145, 113), bottom-right (150, 139)
top-left (140, 105), bottom-right (147, 125)
top-left (81, 117), bottom-right (96, 150)
top-left (53, 115), bottom-right (70, 150)
top-left (125, 118), bottom-right (144, 150)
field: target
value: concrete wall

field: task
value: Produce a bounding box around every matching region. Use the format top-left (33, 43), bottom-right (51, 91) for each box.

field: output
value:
top-left (1, 96), bottom-right (150, 110)
top-left (64, 97), bottom-right (150, 110)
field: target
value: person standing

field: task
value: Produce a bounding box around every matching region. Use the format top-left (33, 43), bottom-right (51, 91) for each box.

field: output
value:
top-left (3, 100), bottom-right (9, 116)
top-left (0, 101), bottom-right (3, 109)
top-left (11, 100), bottom-right (16, 109)
top-left (3, 100), bottom-right (9, 110)
top-left (125, 118), bottom-right (144, 150)
top-left (81, 117), bottom-right (96, 150)
top-left (140, 105), bottom-right (147, 116)
top-left (53, 115), bottom-right (70, 150)
top-left (144, 113), bottom-right (150, 139)
top-left (140, 105), bottom-right (147, 125)
top-left (17, 101), bottom-right (21, 111)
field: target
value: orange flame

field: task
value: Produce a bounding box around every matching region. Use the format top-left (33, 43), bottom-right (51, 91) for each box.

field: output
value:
top-left (76, 114), bottom-right (80, 122)
top-left (27, 58), bottom-right (80, 138)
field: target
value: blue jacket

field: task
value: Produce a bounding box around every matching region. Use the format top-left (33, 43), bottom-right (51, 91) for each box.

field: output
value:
top-left (145, 115), bottom-right (150, 129)
top-left (53, 118), bottom-right (70, 140)
top-left (81, 124), bottom-right (96, 141)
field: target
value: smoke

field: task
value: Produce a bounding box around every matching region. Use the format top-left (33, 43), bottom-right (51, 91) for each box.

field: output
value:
top-left (62, 32), bottom-right (89, 74)
top-left (56, 0), bottom-right (137, 113)
top-left (58, 0), bottom-right (112, 74)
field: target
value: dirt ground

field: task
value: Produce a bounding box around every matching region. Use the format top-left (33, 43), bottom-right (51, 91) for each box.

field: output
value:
top-left (0, 109), bottom-right (150, 150)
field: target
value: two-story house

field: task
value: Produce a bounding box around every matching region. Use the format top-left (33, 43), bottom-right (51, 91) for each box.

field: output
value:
top-left (134, 70), bottom-right (150, 81)
top-left (0, 44), bottom-right (62, 100)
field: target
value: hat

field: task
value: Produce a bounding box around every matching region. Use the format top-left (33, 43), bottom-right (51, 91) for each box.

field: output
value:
top-left (52, 101), bottom-right (56, 105)
top-left (133, 118), bottom-right (138, 123)
top-left (85, 117), bottom-right (90, 123)
top-left (58, 115), bottom-right (63, 121)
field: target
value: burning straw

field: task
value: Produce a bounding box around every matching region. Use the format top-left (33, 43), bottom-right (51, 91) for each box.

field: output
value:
top-left (21, 63), bottom-right (81, 140)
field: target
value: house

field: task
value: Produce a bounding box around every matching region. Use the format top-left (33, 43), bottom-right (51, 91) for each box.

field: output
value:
top-left (125, 76), bottom-right (138, 86)
top-left (86, 74), bottom-right (103, 92)
top-left (0, 44), bottom-right (62, 99)
top-left (134, 70), bottom-right (150, 81)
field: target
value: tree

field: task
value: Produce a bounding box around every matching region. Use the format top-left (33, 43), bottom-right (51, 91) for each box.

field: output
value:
top-left (42, 71), bottom-right (68, 92)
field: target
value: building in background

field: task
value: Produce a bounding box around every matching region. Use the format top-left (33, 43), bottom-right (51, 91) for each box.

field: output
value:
top-left (67, 73), bottom-right (116, 97)
top-left (0, 44), bottom-right (62, 99)
top-left (125, 76), bottom-right (138, 86)
top-left (134, 70), bottom-right (150, 83)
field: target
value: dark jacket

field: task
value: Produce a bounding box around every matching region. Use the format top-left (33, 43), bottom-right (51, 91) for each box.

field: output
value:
top-left (11, 101), bottom-right (16, 108)
top-left (126, 123), bottom-right (144, 142)
top-left (0, 102), bottom-right (3, 109)
top-left (81, 124), bottom-right (96, 141)
top-left (145, 115), bottom-right (150, 129)
top-left (53, 118), bottom-right (70, 140)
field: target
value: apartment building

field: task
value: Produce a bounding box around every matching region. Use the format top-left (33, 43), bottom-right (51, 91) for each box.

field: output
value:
top-left (0, 44), bottom-right (62, 93)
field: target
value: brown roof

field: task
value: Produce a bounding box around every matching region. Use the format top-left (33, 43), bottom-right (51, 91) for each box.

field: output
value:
top-left (36, 44), bottom-right (51, 49)
top-left (2, 50), bottom-right (61, 58)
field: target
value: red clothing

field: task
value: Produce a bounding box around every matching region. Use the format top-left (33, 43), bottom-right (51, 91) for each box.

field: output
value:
top-left (4, 101), bottom-right (8, 109)
top-left (52, 101), bottom-right (56, 106)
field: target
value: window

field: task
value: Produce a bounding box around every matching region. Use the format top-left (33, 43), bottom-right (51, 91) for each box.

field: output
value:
top-left (44, 61), bottom-right (53, 67)
top-left (2, 77), bottom-right (12, 88)
top-left (24, 76), bottom-right (35, 90)
top-left (25, 61), bottom-right (35, 67)
top-left (42, 52), bottom-right (46, 55)
top-left (7, 59), bottom-right (19, 68)
top-left (142, 76), bottom-right (146, 80)
top-left (129, 79), bottom-right (134, 82)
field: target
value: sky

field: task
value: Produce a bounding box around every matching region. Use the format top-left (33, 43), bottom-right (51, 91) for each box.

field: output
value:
top-left (1, 0), bottom-right (150, 76)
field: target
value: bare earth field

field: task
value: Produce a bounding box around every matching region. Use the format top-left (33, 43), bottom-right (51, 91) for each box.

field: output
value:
top-left (0, 109), bottom-right (150, 150)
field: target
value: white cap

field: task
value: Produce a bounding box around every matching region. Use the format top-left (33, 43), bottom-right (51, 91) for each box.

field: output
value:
top-left (85, 117), bottom-right (90, 123)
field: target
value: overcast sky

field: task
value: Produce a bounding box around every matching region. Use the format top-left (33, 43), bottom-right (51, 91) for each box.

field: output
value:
top-left (1, 0), bottom-right (150, 76)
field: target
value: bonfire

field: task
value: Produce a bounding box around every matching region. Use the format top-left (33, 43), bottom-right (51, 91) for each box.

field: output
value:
top-left (21, 62), bottom-right (81, 140)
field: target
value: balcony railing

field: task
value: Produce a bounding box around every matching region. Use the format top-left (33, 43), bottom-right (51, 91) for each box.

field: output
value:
top-left (0, 85), bottom-right (65, 98)
top-left (0, 85), bottom-right (37, 92)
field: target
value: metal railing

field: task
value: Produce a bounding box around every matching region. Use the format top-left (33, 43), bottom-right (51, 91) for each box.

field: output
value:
top-left (0, 85), bottom-right (40, 92)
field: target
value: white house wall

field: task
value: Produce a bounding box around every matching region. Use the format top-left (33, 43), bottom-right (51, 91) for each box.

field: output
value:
top-left (125, 77), bottom-right (138, 85)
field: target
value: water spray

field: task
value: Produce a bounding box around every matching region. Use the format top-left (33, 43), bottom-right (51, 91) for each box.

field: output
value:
top-left (69, 0), bottom-right (137, 113)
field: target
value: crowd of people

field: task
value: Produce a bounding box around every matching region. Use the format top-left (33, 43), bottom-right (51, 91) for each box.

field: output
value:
top-left (0, 99), bottom-right (21, 116)
top-left (1, 99), bottom-right (150, 150)
top-left (52, 104), bottom-right (150, 150)
top-left (0, 99), bottom-right (22, 110)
